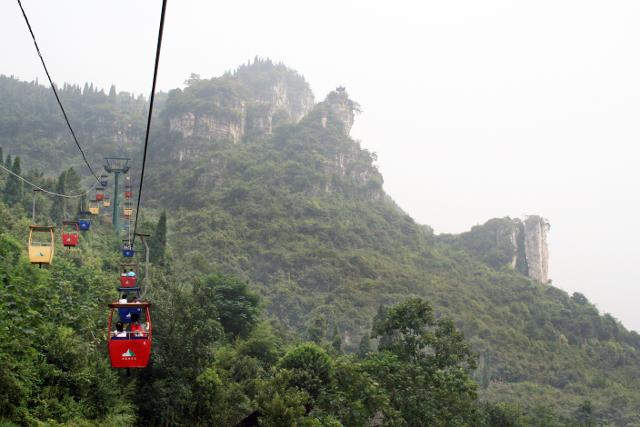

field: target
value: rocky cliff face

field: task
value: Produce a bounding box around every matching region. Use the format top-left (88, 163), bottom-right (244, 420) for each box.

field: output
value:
top-left (320, 87), bottom-right (357, 134)
top-left (169, 109), bottom-right (246, 144)
top-left (523, 215), bottom-right (550, 283)
top-left (165, 65), bottom-right (361, 158)
top-left (450, 215), bottom-right (550, 283)
top-left (166, 60), bottom-right (315, 147)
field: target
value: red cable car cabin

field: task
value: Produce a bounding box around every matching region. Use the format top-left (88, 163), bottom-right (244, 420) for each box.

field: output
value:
top-left (120, 262), bottom-right (138, 288)
top-left (95, 187), bottom-right (105, 201)
top-left (107, 302), bottom-right (152, 368)
top-left (61, 221), bottom-right (79, 247)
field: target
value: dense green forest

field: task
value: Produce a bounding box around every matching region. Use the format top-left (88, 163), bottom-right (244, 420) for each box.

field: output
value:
top-left (1, 60), bottom-right (640, 425)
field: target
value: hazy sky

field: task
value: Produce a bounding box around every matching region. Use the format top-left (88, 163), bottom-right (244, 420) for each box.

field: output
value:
top-left (2, 1), bottom-right (639, 331)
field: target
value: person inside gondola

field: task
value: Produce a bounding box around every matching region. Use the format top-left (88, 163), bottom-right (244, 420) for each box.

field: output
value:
top-left (130, 313), bottom-right (147, 337)
top-left (127, 269), bottom-right (136, 277)
top-left (118, 294), bottom-right (127, 304)
top-left (113, 321), bottom-right (128, 338)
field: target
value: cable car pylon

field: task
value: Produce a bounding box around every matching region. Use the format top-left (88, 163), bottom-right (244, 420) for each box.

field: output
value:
top-left (103, 157), bottom-right (130, 232)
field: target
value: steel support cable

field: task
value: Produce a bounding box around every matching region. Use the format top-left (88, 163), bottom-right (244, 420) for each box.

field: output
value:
top-left (132, 0), bottom-right (168, 243)
top-left (16, 0), bottom-right (101, 183)
top-left (0, 162), bottom-right (99, 198)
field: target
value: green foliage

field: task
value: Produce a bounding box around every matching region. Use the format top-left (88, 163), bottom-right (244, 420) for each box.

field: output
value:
top-left (278, 343), bottom-right (333, 400)
top-left (331, 326), bottom-right (342, 353)
top-left (3, 157), bottom-right (23, 206)
top-left (0, 202), bottom-right (135, 425)
top-left (307, 314), bottom-right (328, 344)
top-left (199, 273), bottom-right (260, 339)
top-left (149, 210), bottom-right (166, 265)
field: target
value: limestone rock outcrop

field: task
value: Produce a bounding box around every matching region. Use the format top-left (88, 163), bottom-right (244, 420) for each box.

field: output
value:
top-left (319, 87), bottom-right (358, 134)
top-left (166, 60), bottom-right (315, 147)
top-left (451, 215), bottom-right (550, 283)
top-left (522, 215), bottom-right (550, 283)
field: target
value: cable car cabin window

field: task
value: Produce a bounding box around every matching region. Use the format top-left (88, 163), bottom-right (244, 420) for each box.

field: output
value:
top-left (28, 225), bottom-right (55, 265)
top-left (108, 302), bottom-right (152, 368)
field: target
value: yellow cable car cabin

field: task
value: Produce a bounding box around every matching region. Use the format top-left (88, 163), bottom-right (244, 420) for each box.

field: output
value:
top-left (28, 225), bottom-right (55, 266)
top-left (123, 207), bottom-right (133, 217)
top-left (89, 200), bottom-right (100, 215)
top-left (103, 194), bottom-right (111, 207)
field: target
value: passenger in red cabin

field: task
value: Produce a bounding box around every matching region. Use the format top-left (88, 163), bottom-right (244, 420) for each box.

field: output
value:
top-left (130, 313), bottom-right (148, 337)
top-left (113, 322), bottom-right (128, 338)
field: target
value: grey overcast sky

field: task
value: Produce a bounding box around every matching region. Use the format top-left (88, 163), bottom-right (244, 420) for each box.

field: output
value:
top-left (2, 1), bottom-right (639, 330)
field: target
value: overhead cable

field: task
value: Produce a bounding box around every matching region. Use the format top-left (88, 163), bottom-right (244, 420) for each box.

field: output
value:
top-left (0, 162), bottom-right (99, 198)
top-left (16, 0), bottom-right (101, 183)
top-left (133, 0), bottom-right (168, 241)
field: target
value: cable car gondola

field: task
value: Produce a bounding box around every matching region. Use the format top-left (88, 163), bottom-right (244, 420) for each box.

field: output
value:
top-left (123, 206), bottom-right (133, 217)
top-left (122, 241), bottom-right (135, 257)
top-left (78, 214), bottom-right (92, 231)
top-left (124, 176), bottom-right (132, 199)
top-left (99, 175), bottom-right (108, 187)
top-left (61, 221), bottom-right (79, 248)
top-left (88, 200), bottom-right (100, 215)
top-left (103, 193), bottom-right (111, 207)
top-left (107, 301), bottom-right (152, 368)
top-left (95, 187), bottom-right (105, 201)
top-left (28, 225), bottom-right (55, 265)
top-left (119, 262), bottom-right (139, 289)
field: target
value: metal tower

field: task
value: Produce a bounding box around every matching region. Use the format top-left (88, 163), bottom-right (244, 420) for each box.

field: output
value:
top-left (104, 157), bottom-right (130, 232)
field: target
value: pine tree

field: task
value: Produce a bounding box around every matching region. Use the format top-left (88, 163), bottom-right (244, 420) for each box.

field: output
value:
top-left (108, 85), bottom-right (117, 104)
top-left (5, 154), bottom-right (11, 168)
top-left (357, 333), bottom-right (371, 359)
top-left (50, 171), bottom-right (66, 223)
top-left (64, 168), bottom-right (81, 194)
top-left (150, 210), bottom-right (167, 265)
top-left (307, 314), bottom-right (327, 344)
top-left (3, 156), bottom-right (23, 205)
top-left (331, 325), bottom-right (342, 353)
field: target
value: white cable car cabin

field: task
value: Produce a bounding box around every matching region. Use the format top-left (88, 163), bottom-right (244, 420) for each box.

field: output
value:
top-left (28, 225), bottom-right (55, 266)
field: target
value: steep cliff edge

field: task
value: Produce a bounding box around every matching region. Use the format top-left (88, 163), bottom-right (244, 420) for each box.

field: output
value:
top-left (164, 59), bottom-right (315, 147)
top-left (441, 215), bottom-right (550, 283)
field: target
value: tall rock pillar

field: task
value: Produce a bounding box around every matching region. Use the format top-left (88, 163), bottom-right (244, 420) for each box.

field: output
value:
top-left (523, 216), bottom-right (550, 283)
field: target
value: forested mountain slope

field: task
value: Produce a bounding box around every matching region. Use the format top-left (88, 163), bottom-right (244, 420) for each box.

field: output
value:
top-left (1, 59), bottom-right (640, 425)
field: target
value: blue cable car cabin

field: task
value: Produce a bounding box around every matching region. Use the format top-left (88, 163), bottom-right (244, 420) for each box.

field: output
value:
top-left (122, 241), bottom-right (135, 257)
top-left (78, 211), bottom-right (92, 231)
top-left (99, 175), bottom-right (108, 187)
